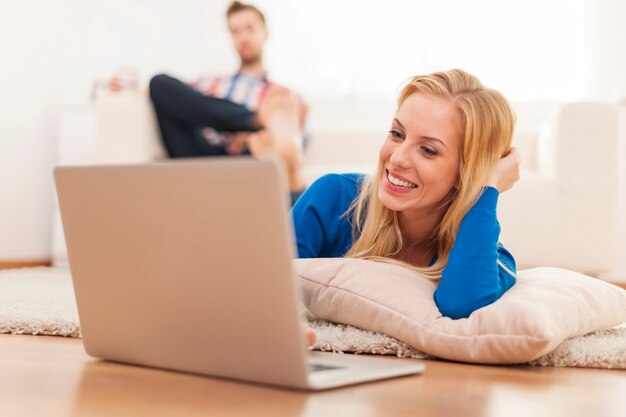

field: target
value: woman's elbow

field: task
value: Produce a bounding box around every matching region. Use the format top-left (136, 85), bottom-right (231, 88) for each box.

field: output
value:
top-left (434, 291), bottom-right (499, 320)
top-left (435, 296), bottom-right (474, 319)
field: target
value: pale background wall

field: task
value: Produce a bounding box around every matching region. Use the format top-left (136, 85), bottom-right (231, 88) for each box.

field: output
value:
top-left (0, 0), bottom-right (229, 260)
top-left (582, 0), bottom-right (626, 278)
top-left (0, 0), bottom-right (624, 272)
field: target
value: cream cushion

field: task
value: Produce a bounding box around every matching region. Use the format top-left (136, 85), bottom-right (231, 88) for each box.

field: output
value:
top-left (294, 258), bottom-right (626, 364)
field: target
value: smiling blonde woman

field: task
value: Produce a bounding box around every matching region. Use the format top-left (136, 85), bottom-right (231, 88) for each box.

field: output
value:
top-left (291, 69), bottom-right (520, 319)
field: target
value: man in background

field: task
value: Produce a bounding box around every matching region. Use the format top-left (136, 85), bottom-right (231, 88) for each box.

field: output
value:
top-left (149, 1), bottom-right (307, 203)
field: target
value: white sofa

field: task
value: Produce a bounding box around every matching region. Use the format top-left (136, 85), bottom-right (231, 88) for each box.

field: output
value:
top-left (87, 91), bottom-right (620, 275)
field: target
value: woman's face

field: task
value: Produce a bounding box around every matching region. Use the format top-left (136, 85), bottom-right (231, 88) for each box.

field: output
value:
top-left (378, 93), bottom-right (462, 216)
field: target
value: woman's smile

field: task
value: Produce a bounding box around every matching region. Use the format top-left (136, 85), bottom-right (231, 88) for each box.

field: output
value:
top-left (385, 169), bottom-right (417, 193)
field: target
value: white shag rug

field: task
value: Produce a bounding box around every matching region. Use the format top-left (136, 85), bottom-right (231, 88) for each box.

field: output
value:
top-left (1, 267), bottom-right (624, 369)
top-left (0, 267), bottom-right (81, 338)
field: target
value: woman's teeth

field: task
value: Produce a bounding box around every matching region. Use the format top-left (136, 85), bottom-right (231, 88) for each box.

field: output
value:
top-left (387, 172), bottom-right (417, 188)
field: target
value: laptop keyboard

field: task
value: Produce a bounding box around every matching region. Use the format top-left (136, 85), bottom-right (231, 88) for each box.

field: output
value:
top-left (309, 363), bottom-right (346, 372)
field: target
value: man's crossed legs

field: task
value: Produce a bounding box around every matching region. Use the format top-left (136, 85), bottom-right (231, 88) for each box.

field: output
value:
top-left (149, 74), bottom-right (306, 204)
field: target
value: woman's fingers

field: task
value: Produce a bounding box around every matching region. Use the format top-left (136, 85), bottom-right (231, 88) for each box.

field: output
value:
top-left (485, 147), bottom-right (521, 192)
top-left (303, 324), bottom-right (317, 347)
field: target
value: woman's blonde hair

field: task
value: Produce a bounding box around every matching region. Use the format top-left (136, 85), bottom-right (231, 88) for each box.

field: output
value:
top-left (344, 69), bottom-right (515, 280)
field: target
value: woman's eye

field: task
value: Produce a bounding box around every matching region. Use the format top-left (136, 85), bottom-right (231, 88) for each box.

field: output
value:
top-left (389, 129), bottom-right (404, 140)
top-left (421, 146), bottom-right (439, 157)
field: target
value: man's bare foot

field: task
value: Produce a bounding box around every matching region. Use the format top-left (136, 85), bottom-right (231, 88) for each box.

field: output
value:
top-left (258, 90), bottom-right (303, 164)
top-left (245, 130), bottom-right (275, 158)
top-left (250, 90), bottom-right (307, 191)
top-left (246, 130), bottom-right (306, 191)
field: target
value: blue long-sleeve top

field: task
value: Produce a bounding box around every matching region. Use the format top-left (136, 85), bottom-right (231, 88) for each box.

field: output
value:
top-left (290, 173), bottom-right (517, 319)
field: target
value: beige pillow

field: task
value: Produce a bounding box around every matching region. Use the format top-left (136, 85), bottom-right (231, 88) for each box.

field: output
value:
top-left (294, 258), bottom-right (626, 364)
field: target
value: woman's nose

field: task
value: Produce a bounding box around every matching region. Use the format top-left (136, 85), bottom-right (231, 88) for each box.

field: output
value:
top-left (389, 142), bottom-right (412, 169)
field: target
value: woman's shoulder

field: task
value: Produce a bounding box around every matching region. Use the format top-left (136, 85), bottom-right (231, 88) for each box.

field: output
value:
top-left (296, 173), bottom-right (366, 211)
top-left (311, 173), bottom-right (367, 189)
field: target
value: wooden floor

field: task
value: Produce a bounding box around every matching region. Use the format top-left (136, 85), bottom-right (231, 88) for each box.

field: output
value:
top-left (0, 260), bottom-right (51, 270)
top-left (1, 334), bottom-right (625, 417)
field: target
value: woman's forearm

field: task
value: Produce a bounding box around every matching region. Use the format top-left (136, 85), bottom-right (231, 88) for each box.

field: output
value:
top-left (434, 187), bottom-right (516, 319)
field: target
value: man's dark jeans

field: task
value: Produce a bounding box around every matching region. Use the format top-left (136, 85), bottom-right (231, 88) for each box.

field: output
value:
top-left (148, 74), bottom-right (304, 205)
top-left (149, 74), bottom-right (260, 157)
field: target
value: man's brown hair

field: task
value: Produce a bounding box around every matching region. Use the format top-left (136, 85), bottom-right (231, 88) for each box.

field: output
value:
top-left (226, 1), bottom-right (266, 26)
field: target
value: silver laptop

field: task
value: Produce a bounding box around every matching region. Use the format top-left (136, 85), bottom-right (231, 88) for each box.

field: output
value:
top-left (54, 158), bottom-right (424, 390)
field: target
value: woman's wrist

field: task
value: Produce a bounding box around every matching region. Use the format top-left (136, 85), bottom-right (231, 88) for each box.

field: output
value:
top-left (484, 177), bottom-right (501, 192)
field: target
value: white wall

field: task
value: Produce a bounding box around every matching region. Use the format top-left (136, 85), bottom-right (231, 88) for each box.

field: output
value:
top-left (0, 0), bottom-right (236, 260)
top-left (267, 0), bottom-right (587, 102)
top-left (583, 0), bottom-right (626, 101)
top-left (583, 0), bottom-right (626, 278)
top-left (1, 0), bottom-right (625, 265)
top-left (1, 3), bottom-right (61, 260)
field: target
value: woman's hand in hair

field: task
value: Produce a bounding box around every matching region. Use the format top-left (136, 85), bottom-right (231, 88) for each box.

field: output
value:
top-left (485, 148), bottom-right (521, 193)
